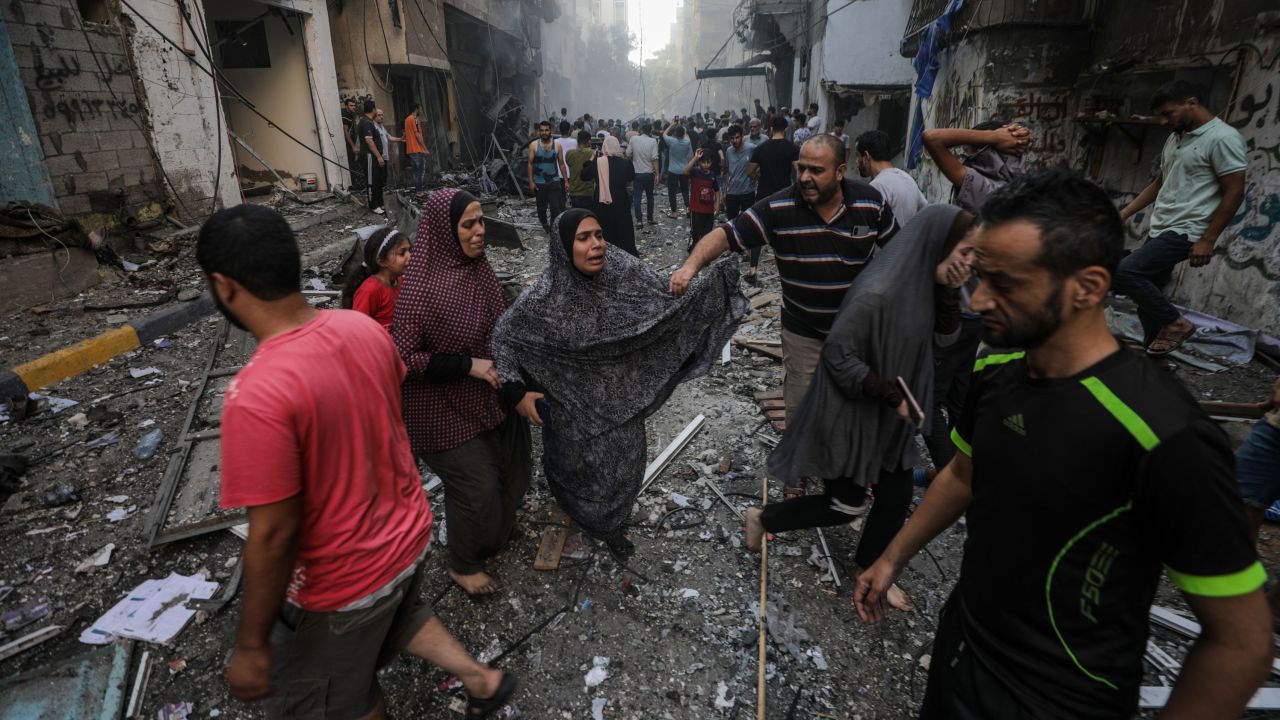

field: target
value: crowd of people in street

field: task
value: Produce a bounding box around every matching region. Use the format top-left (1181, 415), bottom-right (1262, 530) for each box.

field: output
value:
top-left (205, 79), bottom-right (1276, 719)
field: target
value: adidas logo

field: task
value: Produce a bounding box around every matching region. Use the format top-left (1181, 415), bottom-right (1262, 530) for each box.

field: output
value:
top-left (1003, 414), bottom-right (1026, 436)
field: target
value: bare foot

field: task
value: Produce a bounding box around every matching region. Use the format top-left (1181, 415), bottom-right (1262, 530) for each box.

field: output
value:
top-left (449, 569), bottom-right (501, 596)
top-left (886, 583), bottom-right (915, 612)
top-left (744, 507), bottom-right (765, 553)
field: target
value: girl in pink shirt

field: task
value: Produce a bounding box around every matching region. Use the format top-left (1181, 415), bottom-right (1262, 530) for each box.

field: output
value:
top-left (341, 227), bottom-right (411, 329)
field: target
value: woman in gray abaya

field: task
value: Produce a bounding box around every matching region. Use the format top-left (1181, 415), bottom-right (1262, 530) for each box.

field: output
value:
top-left (745, 204), bottom-right (976, 609)
top-left (491, 209), bottom-right (747, 557)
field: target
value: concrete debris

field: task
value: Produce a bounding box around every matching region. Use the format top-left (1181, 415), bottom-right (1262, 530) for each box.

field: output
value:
top-left (584, 656), bottom-right (610, 689)
top-left (129, 367), bottom-right (162, 379)
top-left (75, 543), bottom-right (115, 573)
top-left (591, 697), bottom-right (607, 720)
top-left (714, 681), bottom-right (735, 709)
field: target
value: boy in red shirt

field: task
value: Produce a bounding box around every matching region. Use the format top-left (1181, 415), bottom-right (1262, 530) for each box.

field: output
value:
top-left (684, 147), bottom-right (722, 252)
top-left (198, 205), bottom-right (517, 720)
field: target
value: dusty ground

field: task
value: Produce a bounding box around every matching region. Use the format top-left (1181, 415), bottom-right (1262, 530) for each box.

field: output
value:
top-left (1, 187), bottom-right (1278, 719)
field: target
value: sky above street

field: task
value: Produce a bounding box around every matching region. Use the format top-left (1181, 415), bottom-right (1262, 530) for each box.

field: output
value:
top-left (627, 0), bottom-right (676, 64)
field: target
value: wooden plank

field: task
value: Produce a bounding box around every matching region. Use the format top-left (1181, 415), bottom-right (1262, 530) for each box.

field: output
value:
top-left (1197, 400), bottom-right (1271, 419)
top-left (771, 420), bottom-right (787, 433)
top-left (533, 526), bottom-right (569, 571)
top-left (759, 398), bottom-right (786, 410)
top-left (764, 409), bottom-right (786, 420)
top-left (733, 337), bottom-right (784, 361)
top-left (1150, 605), bottom-right (1280, 678)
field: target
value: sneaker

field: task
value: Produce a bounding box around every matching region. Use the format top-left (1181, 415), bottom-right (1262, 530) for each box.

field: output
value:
top-left (636, 222), bottom-right (645, 230)
top-left (372, 207), bottom-right (385, 215)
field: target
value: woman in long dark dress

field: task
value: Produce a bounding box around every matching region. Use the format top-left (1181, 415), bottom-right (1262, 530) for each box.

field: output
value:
top-left (579, 136), bottom-right (637, 256)
top-left (491, 209), bottom-right (747, 557)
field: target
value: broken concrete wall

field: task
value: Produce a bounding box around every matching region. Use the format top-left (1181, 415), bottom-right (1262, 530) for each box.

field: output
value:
top-left (120, 0), bottom-right (242, 216)
top-left (1, 0), bottom-right (169, 229)
top-left (905, 0), bottom-right (1280, 334)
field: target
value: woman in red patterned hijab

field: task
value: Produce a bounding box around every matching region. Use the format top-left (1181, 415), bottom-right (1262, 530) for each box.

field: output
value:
top-left (392, 188), bottom-right (530, 596)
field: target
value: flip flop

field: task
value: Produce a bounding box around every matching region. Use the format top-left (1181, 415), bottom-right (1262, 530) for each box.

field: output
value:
top-left (467, 671), bottom-right (519, 718)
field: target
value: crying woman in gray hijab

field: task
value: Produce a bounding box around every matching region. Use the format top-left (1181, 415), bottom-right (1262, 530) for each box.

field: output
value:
top-left (491, 209), bottom-right (748, 558)
top-left (746, 204), bottom-right (977, 614)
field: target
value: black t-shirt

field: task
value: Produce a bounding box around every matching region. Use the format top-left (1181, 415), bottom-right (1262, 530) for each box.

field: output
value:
top-left (950, 348), bottom-right (1263, 719)
top-left (341, 109), bottom-right (356, 148)
top-left (357, 116), bottom-right (378, 157)
top-left (749, 139), bottom-right (799, 199)
top-left (701, 137), bottom-right (723, 175)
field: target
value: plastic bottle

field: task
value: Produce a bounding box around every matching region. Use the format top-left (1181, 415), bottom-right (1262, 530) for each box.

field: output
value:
top-left (134, 429), bottom-right (164, 460)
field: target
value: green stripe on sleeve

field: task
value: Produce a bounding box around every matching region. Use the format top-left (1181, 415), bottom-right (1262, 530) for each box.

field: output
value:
top-left (1079, 376), bottom-right (1161, 451)
top-left (973, 351), bottom-right (1026, 373)
top-left (1166, 561), bottom-right (1267, 597)
top-left (951, 427), bottom-right (972, 457)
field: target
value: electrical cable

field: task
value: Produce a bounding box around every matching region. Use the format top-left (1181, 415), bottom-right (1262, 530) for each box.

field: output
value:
top-left (372, 0), bottom-right (395, 91)
top-left (120, 0), bottom-right (354, 174)
top-left (363, 0), bottom-right (391, 91)
top-left (409, 0), bottom-right (482, 166)
top-left (181, 0), bottom-right (224, 213)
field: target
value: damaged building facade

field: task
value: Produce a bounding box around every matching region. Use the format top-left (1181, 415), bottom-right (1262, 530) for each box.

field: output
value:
top-left (736, 0), bottom-right (1280, 335)
top-left (0, 0), bottom-right (561, 307)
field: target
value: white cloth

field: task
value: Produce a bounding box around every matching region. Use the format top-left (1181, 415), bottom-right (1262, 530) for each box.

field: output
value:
top-left (871, 168), bottom-right (930, 227)
top-left (554, 137), bottom-right (577, 177)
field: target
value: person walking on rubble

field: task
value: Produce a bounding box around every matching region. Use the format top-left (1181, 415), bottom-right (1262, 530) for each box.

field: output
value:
top-left (673, 134), bottom-right (898, 496)
top-left (856, 170), bottom-right (1271, 720)
top-left (492, 209), bottom-right (746, 558)
top-left (1114, 80), bottom-right (1247, 357)
top-left (403, 103), bottom-right (429, 196)
top-left (199, 204), bottom-right (519, 719)
top-left (748, 204), bottom-right (976, 615)
top-left (393, 189), bottom-right (532, 598)
top-left (528, 120), bottom-right (567, 232)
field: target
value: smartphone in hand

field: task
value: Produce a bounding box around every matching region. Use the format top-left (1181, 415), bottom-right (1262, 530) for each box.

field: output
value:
top-left (535, 398), bottom-right (551, 429)
top-left (896, 376), bottom-right (924, 428)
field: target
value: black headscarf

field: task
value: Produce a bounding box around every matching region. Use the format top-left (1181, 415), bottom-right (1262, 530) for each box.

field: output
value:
top-left (555, 207), bottom-right (594, 268)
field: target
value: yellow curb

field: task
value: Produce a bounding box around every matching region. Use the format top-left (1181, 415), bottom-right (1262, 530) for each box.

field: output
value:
top-left (13, 325), bottom-right (141, 392)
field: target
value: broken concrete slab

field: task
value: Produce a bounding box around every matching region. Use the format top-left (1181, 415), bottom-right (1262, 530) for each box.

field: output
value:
top-left (0, 248), bottom-right (101, 313)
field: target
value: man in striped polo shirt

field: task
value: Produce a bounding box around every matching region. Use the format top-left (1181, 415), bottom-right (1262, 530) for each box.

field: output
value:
top-left (670, 134), bottom-right (897, 492)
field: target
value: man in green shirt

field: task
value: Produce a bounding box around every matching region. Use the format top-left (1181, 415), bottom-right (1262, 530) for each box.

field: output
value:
top-left (564, 131), bottom-right (597, 210)
top-left (1115, 81), bottom-right (1246, 356)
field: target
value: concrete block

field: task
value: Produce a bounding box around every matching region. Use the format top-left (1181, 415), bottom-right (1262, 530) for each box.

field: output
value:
top-left (0, 247), bottom-right (99, 312)
top-left (40, 133), bottom-right (61, 157)
top-left (58, 132), bottom-right (99, 154)
top-left (81, 149), bottom-right (118, 171)
top-left (10, 44), bottom-right (37, 68)
top-left (43, 152), bottom-right (86, 175)
top-left (55, 193), bottom-right (92, 215)
top-left (116, 146), bottom-right (152, 168)
top-left (44, 27), bottom-right (91, 51)
top-left (96, 130), bottom-right (136, 151)
top-left (70, 171), bottom-right (109, 193)
top-left (109, 114), bottom-right (141, 132)
top-left (10, 5), bottom-right (71, 30)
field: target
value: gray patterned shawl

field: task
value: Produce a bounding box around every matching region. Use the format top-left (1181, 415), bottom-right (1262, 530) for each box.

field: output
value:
top-left (492, 211), bottom-right (748, 438)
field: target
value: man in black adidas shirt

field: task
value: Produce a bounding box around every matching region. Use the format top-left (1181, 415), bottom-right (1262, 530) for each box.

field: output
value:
top-left (856, 169), bottom-right (1271, 719)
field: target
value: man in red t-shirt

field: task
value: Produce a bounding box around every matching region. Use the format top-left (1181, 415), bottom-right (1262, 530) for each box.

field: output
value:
top-left (198, 205), bottom-right (518, 720)
top-left (404, 103), bottom-right (429, 195)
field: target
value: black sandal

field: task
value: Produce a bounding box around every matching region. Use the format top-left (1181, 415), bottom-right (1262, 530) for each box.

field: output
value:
top-left (467, 671), bottom-right (519, 718)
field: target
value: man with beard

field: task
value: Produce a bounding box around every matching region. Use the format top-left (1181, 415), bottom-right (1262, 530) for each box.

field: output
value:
top-left (199, 205), bottom-right (519, 719)
top-left (855, 169), bottom-right (1270, 720)
top-left (670, 135), bottom-right (896, 494)
top-left (1115, 81), bottom-right (1246, 356)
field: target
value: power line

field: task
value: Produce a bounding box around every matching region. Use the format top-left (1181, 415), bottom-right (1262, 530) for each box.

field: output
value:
top-left (119, 0), bottom-right (353, 175)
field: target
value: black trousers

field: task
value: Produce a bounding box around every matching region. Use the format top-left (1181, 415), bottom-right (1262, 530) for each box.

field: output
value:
top-left (348, 146), bottom-right (365, 192)
top-left (535, 182), bottom-right (566, 228)
top-left (689, 211), bottom-right (715, 252)
top-left (725, 192), bottom-right (758, 266)
top-left (920, 596), bottom-right (1042, 719)
top-left (759, 466), bottom-right (912, 569)
top-left (666, 172), bottom-right (690, 213)
top-left (421, 413), bottom-right (532, 575)
top-left (365, 155), bottom-right (385, 210)
top-left (923, 318), bottom-right (983, 469)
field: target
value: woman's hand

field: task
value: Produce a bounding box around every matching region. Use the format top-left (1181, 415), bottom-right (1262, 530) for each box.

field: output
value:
top-left (516, 392), bottom-right (545, 427)
top-left (468, 358), bottom-right (501, 389)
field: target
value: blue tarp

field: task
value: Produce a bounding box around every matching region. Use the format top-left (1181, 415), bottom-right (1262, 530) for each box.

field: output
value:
top-left (905, 0), bottom-right (966, 169)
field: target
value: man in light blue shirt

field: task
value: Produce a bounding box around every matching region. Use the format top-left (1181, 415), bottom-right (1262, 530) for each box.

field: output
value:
top-left (722, 124), bottom-right (759, 281)
top-left (1116, 81), bottom-right (1246, 356)
top-left (663, 120), bottom-right (693, 217)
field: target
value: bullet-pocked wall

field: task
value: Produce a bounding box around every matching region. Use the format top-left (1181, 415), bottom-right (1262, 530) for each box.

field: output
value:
top-left (1, 0), bottom-right (169, 227)
top-left (906, 0), bottom-right (1280, 334)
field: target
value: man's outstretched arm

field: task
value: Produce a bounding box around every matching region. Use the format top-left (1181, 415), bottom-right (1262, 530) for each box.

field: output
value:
top-left (855, 451), bottom-right (973, 622)
top-left (669, 226), bottom-right (730, 295)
